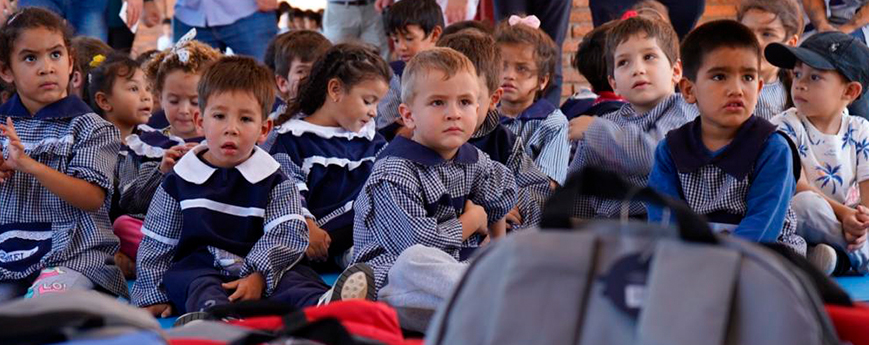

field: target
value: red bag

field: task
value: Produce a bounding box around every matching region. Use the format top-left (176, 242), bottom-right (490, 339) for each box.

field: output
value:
top-left (826, 303), bottom-right (869, 345)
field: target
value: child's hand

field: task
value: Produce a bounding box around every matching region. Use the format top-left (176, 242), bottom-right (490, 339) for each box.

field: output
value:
top-left (505, 206), bottom-right (522, 230)
top-left (0, 156), bottom-right (13, 183)
top-left (143, 303), bottom-right (173, 317)
top-left (841, 207), bottom-right (869, 239)
top-left (159, 143), bottom-right (196, 173)
top-left (568, 116), bottom-right (596, 141)
top-left (222, 272), bottom-right (265, 302)
top-left (845, 231), bottom-right (868, 251)
top-left (305, 220), bottom-right (331, 262)
top-left (0, 117), bottom-right (36, 173)
top-left (460, 200), bottom-right (488, 239)
top-left (489, 217), bottom-right (507, 239)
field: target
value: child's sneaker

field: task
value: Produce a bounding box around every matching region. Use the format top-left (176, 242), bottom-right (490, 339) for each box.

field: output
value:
top-left (808, 244), bottom-right (837, 276)
top-left (318, 263), bottom-right (376, 305)
top-left (173, 311), bottom-right (210, 327)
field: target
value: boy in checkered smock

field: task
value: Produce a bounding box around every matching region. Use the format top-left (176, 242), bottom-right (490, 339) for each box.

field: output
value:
top-left (132, 57), bottom-right (375, 322)
top-left (647, 20), bottom-right (806, 255)
top-left (0, 8), bottom-right (126, 300)
top-left (352, 48), bottom-right (517, 331)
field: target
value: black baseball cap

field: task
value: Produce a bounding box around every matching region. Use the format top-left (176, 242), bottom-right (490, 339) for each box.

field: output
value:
top-left (765, 31), bottom-right (869, 92)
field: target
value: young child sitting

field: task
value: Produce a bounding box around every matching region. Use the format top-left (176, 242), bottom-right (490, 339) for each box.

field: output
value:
top-left (569, 15), bottom-right (697, 219)
top-left (647, 20), bottom-right (806, 255)
top-left (270, 29), bottom-right (331, 120)
top-left (69, 36), bottom-right (112, 105)
top-left (376, 0), bottom-right (444, 139)
top-left (353, 48), bottom-right (516, 331)
top-left (495, 16), bottom-right (570, 187)
top-left (438, 29), bottom-right (551, 230)
top-left (561, 21), bottom-right (625, 121)
top-left (0, 8), bottom-right (126, 300)
top-left (132, 56), bottom-right (375, 320)
top-left (768, 32), bottom-right (869, 273)
top-left (270, 43), bottom-right (391, 271)
top-left (736, 0), bottom-right (803, 120)
top-left (86, 54), bottom-right (153, 277)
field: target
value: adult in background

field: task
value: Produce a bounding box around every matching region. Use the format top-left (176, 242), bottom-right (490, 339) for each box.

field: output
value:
top-left (375, 0), bottom-right (480, 26)
top-left (325, 0), bottom-right (390, 59)
top-left (588, 0), bottom-right (705, 39)
top-left (491, 0), bottom-right (572, 106)
top-left (16, 0), bottom-right (151, 42)
top-left (172, 0), bottom-right (278, 62)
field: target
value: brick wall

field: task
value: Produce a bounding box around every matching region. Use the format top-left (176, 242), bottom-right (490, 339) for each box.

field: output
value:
top-left (562, 0), bottom-right (739, 99)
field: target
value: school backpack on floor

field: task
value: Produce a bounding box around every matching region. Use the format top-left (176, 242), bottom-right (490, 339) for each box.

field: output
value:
top-left (426, 167), bottom-right (840, 345)
top-left (0, 290), bottom-right (165, 345)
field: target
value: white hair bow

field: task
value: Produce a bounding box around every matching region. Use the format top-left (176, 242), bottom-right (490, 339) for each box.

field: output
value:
top-left (508, 15), bottom-right (540, 29)
top-left (171, 28), bottom-right (197, 63)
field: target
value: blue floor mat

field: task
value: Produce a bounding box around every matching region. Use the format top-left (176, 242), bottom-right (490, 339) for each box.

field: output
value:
top-left (835, 276), bottom-right (869, 301)
top-left (128, 273), bottom-right (342, 329)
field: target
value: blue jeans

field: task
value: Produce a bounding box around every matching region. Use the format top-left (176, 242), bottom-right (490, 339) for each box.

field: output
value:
top-left (19, 0), bottom-right (109, 41)
top-left (173, 11), bottom-right (277, 62)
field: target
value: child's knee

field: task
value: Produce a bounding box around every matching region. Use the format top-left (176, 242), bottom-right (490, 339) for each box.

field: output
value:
top-left (792, 191), bottom-right (835, 219)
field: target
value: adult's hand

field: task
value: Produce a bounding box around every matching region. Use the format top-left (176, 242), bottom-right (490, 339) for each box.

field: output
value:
top-left (257, 0), bottom-right (279, 12)
top-left (125, 0), bottom-right (143, 29)
top-left (0, 0), bottom-right (12, 24)
top-left (375, 0), bottom-right (395, 12)
top-left (142, 0), bottom-right (161, 27)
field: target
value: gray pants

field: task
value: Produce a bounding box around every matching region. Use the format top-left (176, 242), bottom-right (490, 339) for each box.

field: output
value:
top-left (792, 191), bottom-right (869, 273)
top-left (379, 245), bottom-right (468, 332)
top-left (323, 2), bottom-right (390, 60)
top-left (0, 266), bottom-right (95, 302)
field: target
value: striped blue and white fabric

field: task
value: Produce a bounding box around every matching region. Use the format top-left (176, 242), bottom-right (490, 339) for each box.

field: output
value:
top-left (0, 94), bottom-right (127, 297)
top-left (469, 109), bottom-right (551, 230)
top-left (270, 119), bottom-right (387, 230)
top-left (570, 93), bottom-right (698, 219)
top-left (500, 99), bottom-right (570, 185)
top-left (755, 80), bottom-right (788, 121)
top-left (131, 145), bottom-right (308, 307)
top-left (118, 125), bottom-right (204, 216)
top-left (352, 136), bottom-right (517, 291)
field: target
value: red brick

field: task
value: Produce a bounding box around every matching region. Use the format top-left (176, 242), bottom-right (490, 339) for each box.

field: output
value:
top-left (571, 22), bottom-right (594, 38)
top-left (702, 4), bottom-right (737, 20)
top-left (569, 9), bottom-right (593, 23)
top-left (573, 0), bottom-right (588, 8)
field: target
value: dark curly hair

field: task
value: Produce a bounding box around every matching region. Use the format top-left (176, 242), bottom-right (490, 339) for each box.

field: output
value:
top-left (276, 43), bottom-right (392, 126)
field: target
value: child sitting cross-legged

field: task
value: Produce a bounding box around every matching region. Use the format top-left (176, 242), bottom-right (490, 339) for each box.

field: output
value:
top-left (647, 20), bottom-right (806, 255)
top-left (132, 56), bottom-right (376, 322)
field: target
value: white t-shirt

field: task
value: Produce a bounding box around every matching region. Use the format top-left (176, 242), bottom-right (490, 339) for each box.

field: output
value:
top-left (772, 108), bottom-right (869, 206)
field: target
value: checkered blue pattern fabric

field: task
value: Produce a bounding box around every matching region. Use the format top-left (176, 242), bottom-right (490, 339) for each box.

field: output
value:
top-left (376, 74), bottom-right (402, 130)
top-left (756, 80), bottom-right (788, 121)
top-left (570, 94), bottom-right (698, 219)
top-left (352, 144), bottom-right (517, 291)
top-left (501, 107), bottom-right (570, 185)
top-left (0, 112), bottom-right (126, 297)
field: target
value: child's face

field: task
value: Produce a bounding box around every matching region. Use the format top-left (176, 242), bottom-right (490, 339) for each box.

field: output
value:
top-left (792, 62), bottom-right (860, 120)
top-left (103, 68), bottom-right (152, 127)
top-left (680, 47), bottom-right (762, 132)
top-left (740, 9), bottom-right (799, 82)
top-left (330, 77), bottom-right (388, 132)
top-left (0, 27), bottom-right (72, 114)
top-left (500, 43), bottom-right (548, 107)
top-left (161, 70), bottom-right (201, 138)
top-left (399, 69), bottom-right (480, 159)
top-left (608, 34), bottom-right (681, 114)
top-left (391, 25), bottom-right (441, 62)
top-left (279, 58), bottom-right (313, 101)
top-left (198, 91), bottom-right (272, 168)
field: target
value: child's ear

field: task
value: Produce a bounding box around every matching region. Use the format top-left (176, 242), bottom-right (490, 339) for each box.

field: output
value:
top-left (489, 87), bottom-right (503, 111)
top-left (429, 26), bottom-right (443, 43)
top-left (670, 59), bottom-right (683, 85)
top-left (844, 81), bottom-right (863, 103)
top-left (71, 71), bottom-right (83, 89)
top-left (275, 74), bottom-right (290, 95)
top-left (398, 102), bottom-right (416, 130)
top-left (0, 62), bottom-right (14, 84)
top-left (538, 73), bottom-right (551, 93)
top-left (786, 34), bottom-right (800, 47)
top-left (195, 111), bottom-right (204, 131)
top-left (258, 118), bottom-right (274, 145)
top-left (326, 78), bottom-right (344, 103)
top-left (608, 75), bottom-right (617, 93)
top-left (94, 91), bottom-right (112, 113)
top-left (678, 78), bottom-right (697, 104)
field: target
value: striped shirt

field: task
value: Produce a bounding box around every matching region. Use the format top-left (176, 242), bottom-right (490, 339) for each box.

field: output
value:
top-left (500, 99), bottom-right (570, 185)
top-left (755, 80), bottom-right (788, 121)
top-left (270, 119), bottom-right (387, 230)
top-left (0, 95), bottom-right (126, 297)
top-left (131, 145), bottom-right (308, 307)
top-left (570, 93), bottom-right (699, 219)
top-left (352, 136), bottom-right (517, 291)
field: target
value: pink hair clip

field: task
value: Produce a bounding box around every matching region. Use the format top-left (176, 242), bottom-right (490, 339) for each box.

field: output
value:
top-left (508, 15), bottom-right (541, 29)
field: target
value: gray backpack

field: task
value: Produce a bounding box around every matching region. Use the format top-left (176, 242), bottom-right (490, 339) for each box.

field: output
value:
top-left (426, 168), bottom-right (840, 345)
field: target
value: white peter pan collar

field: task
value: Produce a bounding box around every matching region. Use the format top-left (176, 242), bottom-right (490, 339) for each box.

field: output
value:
top-left (174, 144), bottom-right (280, 184)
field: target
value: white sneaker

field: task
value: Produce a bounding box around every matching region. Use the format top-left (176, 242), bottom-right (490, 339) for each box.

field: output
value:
top-left (318, 263), bottom-right (376, 306)
top-left (808, 244), bottom-right (837, 276)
